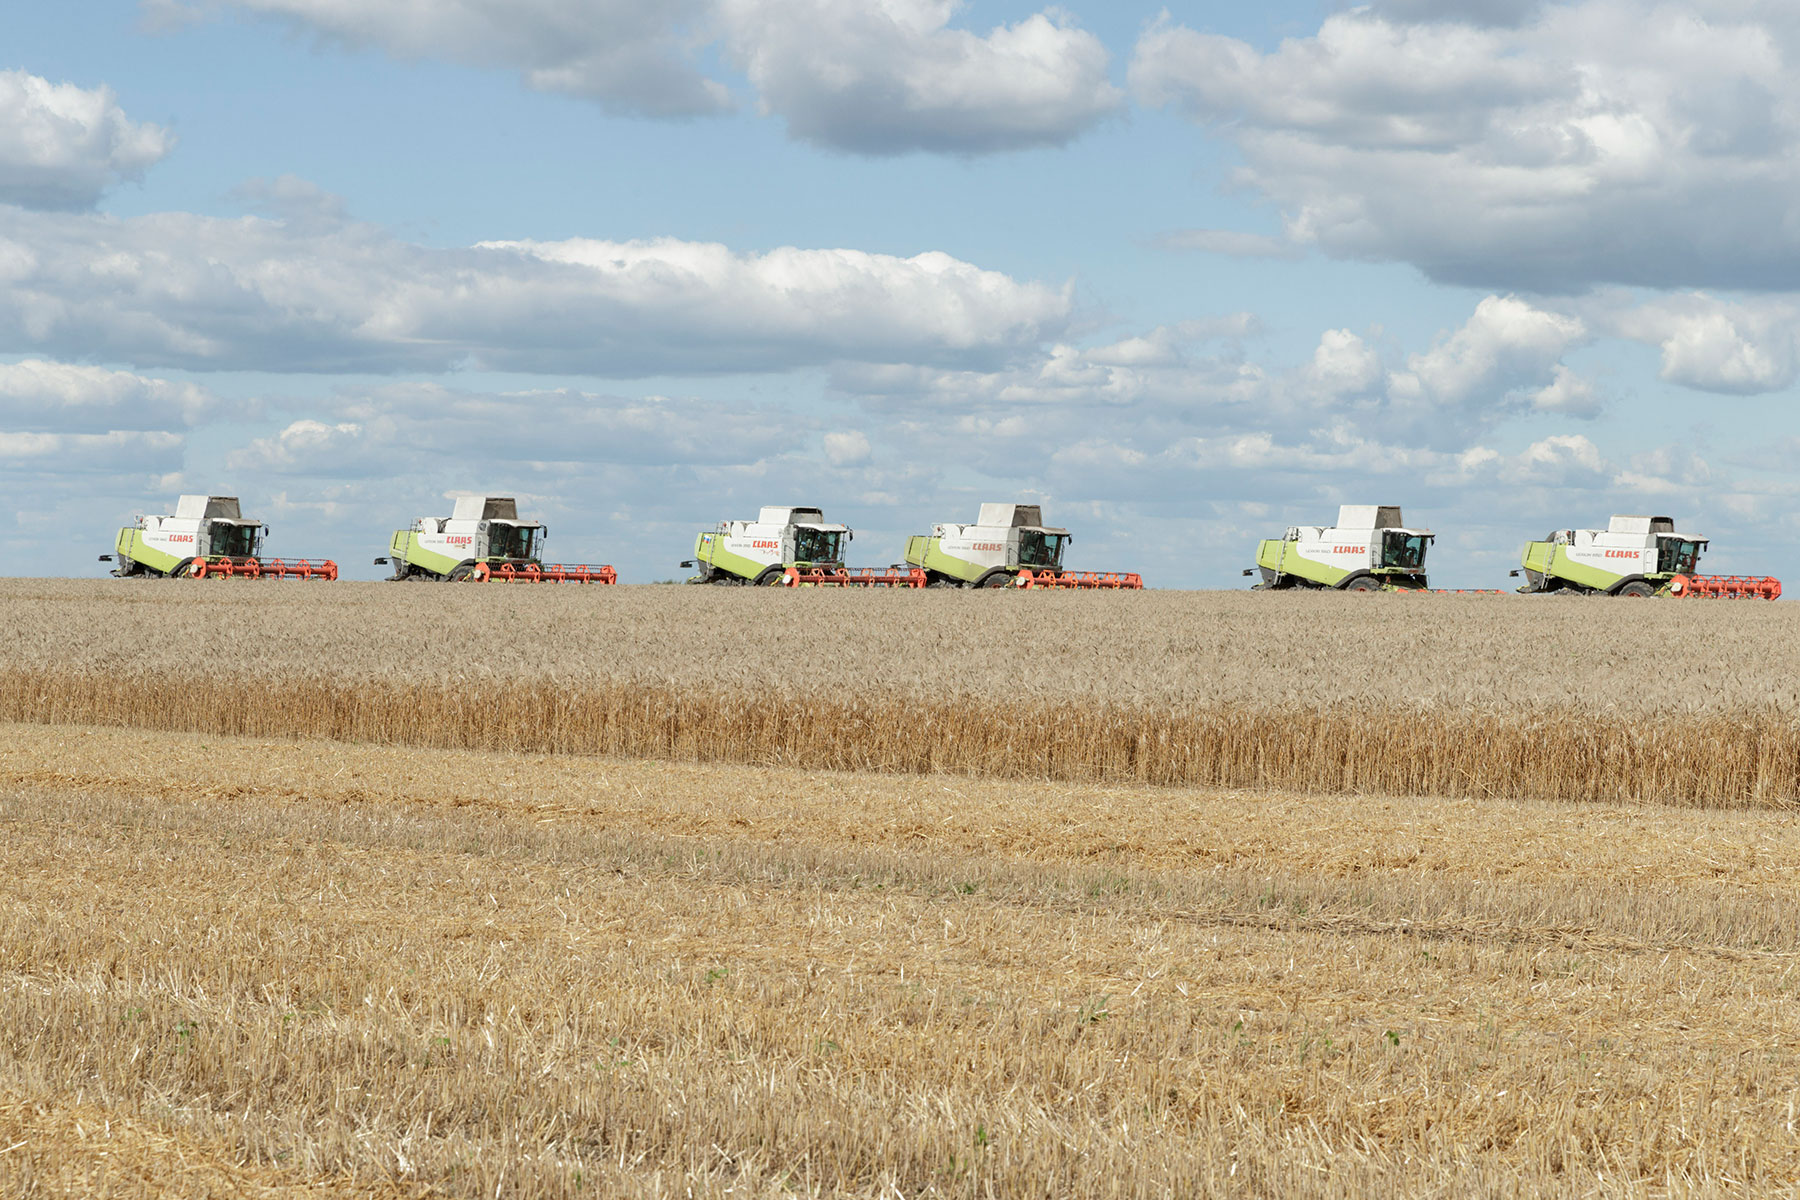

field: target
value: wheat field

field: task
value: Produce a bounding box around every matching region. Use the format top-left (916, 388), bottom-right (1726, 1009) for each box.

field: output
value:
top-left (3, 580), bottom-right (1799, 807)
top-left (6, 580), bottom-right (1800, 1195)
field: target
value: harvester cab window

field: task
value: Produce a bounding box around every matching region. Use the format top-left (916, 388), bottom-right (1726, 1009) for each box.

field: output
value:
top-left (1657, 538), bottom-right (1704, 576)
top-left (489, 525), bottom-right (541, 561)
top-left (1381, 532), bottom-right (1429, 571)
top-left (210, 523), bottom-right (259, 559)
top-left (794, 528), bottom-right (842, 563)
top-left (1018, 531), bottom-right (1067, 568)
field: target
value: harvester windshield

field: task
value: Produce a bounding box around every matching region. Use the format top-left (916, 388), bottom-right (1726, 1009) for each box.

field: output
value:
top-left (489, 525), bottom-right (542, 561)
top-left (1018, 530), bottom-right (1067, 568)
top-left (1657, 537), bottom-right (1705, 575)
top-left (794, 528), bottom-right (843, 563)
top-left (210, 523), bottom-right (260, 558)
top-left (1381, 532), bottom-right (1430, 570)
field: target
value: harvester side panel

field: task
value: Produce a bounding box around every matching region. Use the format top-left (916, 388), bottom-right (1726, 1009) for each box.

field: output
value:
top-left (1543, 543), bottom-right (1629, 592)
top-left (392, 530), bottom-right (465, 578)
top-left (1263, 540), bottom-right (1353, 587)
top-left (116, 528), bottom-right (184, 575)
top-left (905, 535), bottom-right (990, 584)
top-left (694, 532), bottom-right (775, 582)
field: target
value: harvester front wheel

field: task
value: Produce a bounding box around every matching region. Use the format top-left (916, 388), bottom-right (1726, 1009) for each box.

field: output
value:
top-left (1343, 575), bottom-right (1384, 592)
top-left (1616, 580), bottom-right (1656, 598)
top-left (755, 567), bottom-right (789, 587)
top-left (978, 571), bottom-right (1012, 589)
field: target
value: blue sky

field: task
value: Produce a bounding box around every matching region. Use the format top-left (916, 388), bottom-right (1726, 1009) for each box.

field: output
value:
top-left (2, 0), bottom-right (1797, 585)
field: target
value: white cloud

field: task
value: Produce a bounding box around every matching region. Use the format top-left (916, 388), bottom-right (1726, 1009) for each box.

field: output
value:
top-left (0, 206), bottom-right (1070, 374)
top-left (225, 419), bottom-right (367, 474)
top-left (0, 429), bottom-right (183, 474)
top-left (1387, 295), bottom-right (1586, 410)
top-left (823, 430), bottom-right (871, 465)
top-left (0, 359), bottom-right (221, 432)
top-left (172, 0), bottom-right (730, 117)
top-left (720, 0), bottom-right (1121, 153)
top-left (1529, 364), bottom-right (1601, 417)
top-left (0, 71), bottom-right (172, 210)
top-left (1598, 293), bottom-right (1798, 394)
top-left (1131, 2), bottom-right (1800, 290)
top-left (171, 0), bottom-right (1120, 153)
top-left (1306, 329), bottom-right (1383, 395)
top-left (235, 382), bottom-right (809, 478)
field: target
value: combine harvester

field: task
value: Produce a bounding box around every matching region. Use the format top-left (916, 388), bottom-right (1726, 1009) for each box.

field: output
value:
top-left (681, 506), bottom-right (920, 585)
top-left (101, 495), bottom-right (337, 580)
top-left (903, 503), bottom-right (1142, 588)
top-left (377, 495), bottom-right (615, 583)
top-left (1514, 515), bottom-right (1780, 599)
top-left (1249, 505), bottom-right (1433, 591)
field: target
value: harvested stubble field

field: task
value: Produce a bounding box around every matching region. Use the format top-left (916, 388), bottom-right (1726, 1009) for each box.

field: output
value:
top-left (5, 725), bottom-right (1800, 1196)
top-left (6, 579), bottom-right (1800, 1196)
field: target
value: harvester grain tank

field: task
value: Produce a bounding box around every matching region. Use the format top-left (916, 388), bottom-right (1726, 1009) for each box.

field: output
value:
top-left (1250, 505), bottom-right (1432, 591)
top-left (1515, 515), bottom-right (1780, 599)
top-left (903, 503), bottom-right (1143, 589)
top-left (684, 506), bottom-right (852, 585)
top-left (100, 495), bottom-right (338, 580)
top-left (377, 495), bottom-right (616, 583)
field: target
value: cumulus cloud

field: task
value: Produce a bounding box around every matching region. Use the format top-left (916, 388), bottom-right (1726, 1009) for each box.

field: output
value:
top-left (839, 296), bottom-right (1589, 453)
top-left (226, 383), bottom-right (808, 479)
top-left (0, 429), bottom-right (183, 474)
top-left (0, 71), bottom-right (172, 210)
top-left (1131, 2), bottom-right (1800, 290)
top-left (1387, 295), bottom-right (1587, 411)
top-left (0, 206), bottom-right (1070, 374)
top-left (168, 0), bottom-right (730, 117)
top-left (1595, 292), bottom-right (1799, 394)
top-left (169, 0), bottom-right (1120, 152)
top-left (823, 430), bottom-right (871, 465)
top-left (1306, 329), bottom-right (1383, 395)
top-left (0, 359), bottom-right (222, 432)
top-left (720, 0), bottom-right (1121, 153)
top-left (225, 419), bottom-right (369, 474)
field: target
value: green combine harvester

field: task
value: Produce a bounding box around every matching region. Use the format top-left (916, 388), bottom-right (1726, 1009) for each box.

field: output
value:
top-left (101, 494), bottom-right (337, 580)
top-left (1250, 505), bottom-right (1433, 591)
top-left (377, 495), bottom-right (615, 582)
top-left (1514, 515), bottom-right (1779, 599)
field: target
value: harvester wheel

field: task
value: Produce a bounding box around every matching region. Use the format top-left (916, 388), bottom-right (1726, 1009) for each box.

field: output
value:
top-left (1343, 575), bottom-right (1383, 592)
top-left (448, 564), bottom-right (473, 583)
top-left (755, 567), bottom-right (789, 587)
top-left (1616, 580), bottom-right (1656, 598)
top-left (978, 572), bottom-right (1012, 589)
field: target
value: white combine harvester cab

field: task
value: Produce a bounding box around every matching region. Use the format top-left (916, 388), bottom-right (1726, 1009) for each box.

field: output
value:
top-left (1252, 505), bottom-right (1434, 591)
top-left (685, 506), bottom-right (852, 585)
